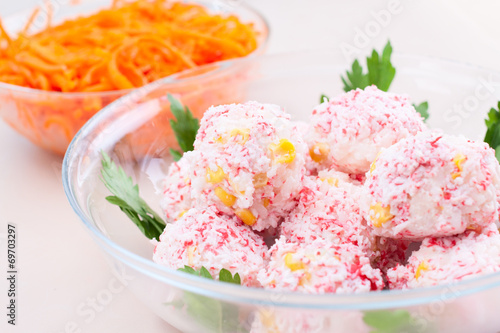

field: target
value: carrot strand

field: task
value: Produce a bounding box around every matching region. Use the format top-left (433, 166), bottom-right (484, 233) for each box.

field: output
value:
top-left (0, 18), bottom-right (12, 44)
top-left (22, 7), bottom-right (40, 35)
top-left (45, 0), bottom-right (53, 29)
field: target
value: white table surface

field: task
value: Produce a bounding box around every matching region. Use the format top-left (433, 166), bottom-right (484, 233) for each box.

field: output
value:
top-left (2, 0), bottom-right (500, 332)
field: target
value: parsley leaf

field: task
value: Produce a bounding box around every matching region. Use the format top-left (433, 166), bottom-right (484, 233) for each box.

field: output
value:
top-left (484, 102), bottom-right (500, 161)
top-left (363, 310), bottom-right (415, 333)
top-left (172, 266), bottom-right (246, 332)
top-left (413, 101), bottom-right (429, 121)
top-left (341, 41), bottom-right (396, 92)
top-left (178, 265), bottom-right (214, 279)
top-left (218, 268), bottom-right (241, 285)
top-left (342, 59), bottom-right (369, 92)
top-left (177, 266), bottom-right (241, 285)
top-left (168, 94), bottom-right (199, 161)
top-left (319, 93), bottom-right (329, 104)
top-left (100, 151), bottom-right (166, 240)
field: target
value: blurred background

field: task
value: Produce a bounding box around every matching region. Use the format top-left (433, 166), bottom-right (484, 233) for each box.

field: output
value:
top-left (1, 0), bottom-right (500, 332)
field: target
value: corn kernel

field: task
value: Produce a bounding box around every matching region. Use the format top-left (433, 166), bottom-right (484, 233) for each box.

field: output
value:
top-left (415, 261), bottom-right (429, 280)
top-left (230, 128), bottom-right (250, 144)
top-left (229, 178), bottom-right (245, 195)
top-left (253, 173), bottom-right (268, 188)
top-left (187, 246), bottom-right (196, 266)
top-left (452, 153), bottom-right (467, 179)
top-left (284, 253), bottom-right (306, 271)
top-left (259, 310), bottom-right (279, 332)
top-left (177, 210), bottom-right (187, 219)
top-left (299, 272), bottom-right (311, 286)
top-left (466, 225), bottom-right (482, 233)
top-left (369, 202), bottom-right (394, 228)
top-left (320, 177), bottom-right (338, 187)
top-left (269, 139), bottom-right (296, 164)
top-left (206, 166), bottom-right (226, 184)
top-left (369, 152), bottom-right (382, 175)
top-left (235, 208), bottom-right (256, 226)
top-left (262, 198), bottom-right (270, 208)
top-left (214, 187), bottom-right (236, 207)
top-left (309, 142), bottom-right (330, 163)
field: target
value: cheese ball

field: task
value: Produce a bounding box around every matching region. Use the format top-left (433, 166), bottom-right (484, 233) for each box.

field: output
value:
top-left (152, 205), bottom-right (268, 287)
top-left (280, 175), bottom-right (372, 252)
top-left (364, 131), bottom-right (500, 239)
top-left (161, 154), bottom-right (193, 221)
top-left (189, 101), bottom-right (307, 231)
top-left (387, 224), bottom-right (500, 289)
top-left (257, 237), bottom-right (384, 293)
top-left (308, 85), bottom-right (425, 175)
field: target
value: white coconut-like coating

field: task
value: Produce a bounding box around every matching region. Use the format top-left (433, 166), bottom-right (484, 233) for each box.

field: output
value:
top-left (160, 154), bottom-right (194, 221)
top-left (189, 101), bottom-right (307, 231)
top-left (364, 131), bottom-right (500, 240)
top-left (152, 205), bottom-right (268, 287)
top-left (257, 237), bottom-right (384, 293)
top-left (387, 224), bottom-right (500, 289)
top-left (280, 175), bottom-right (372, 252)
top-left (308, 85), bottom-right (426, 175)
top-left (317, 167), bottom-right (365, 190)
top-left (294, 120), bottom-right (317, 176)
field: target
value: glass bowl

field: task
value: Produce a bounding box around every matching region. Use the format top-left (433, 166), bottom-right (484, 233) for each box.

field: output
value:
top-left (0, 0), bottom-right (268, 155)
top-left (63, 51), bottom-right (500, 333)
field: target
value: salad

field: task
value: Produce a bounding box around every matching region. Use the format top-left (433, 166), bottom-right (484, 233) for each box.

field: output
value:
top-left (99, 42), bottom-right (500, 332)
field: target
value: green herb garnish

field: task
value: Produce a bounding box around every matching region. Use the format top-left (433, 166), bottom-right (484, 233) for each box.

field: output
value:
top-left (168, 94), bottom-right (200, 161)
top-left (171, 266), bottom-right (245, 332)
top-left (413, 101), bottom-right (429, 121)
top-left (177, 265), bottom-right (241, 285)
top-left (218, 268), bottom-right (241, 285)
top-left (332, 41), bottom-right (430, 121)
top-left (319, 93), bottom-right (329, 104)
top-left (178, 265), bottom-right (214, 279)
top-left (100, 151), bottom-right (166, 240)
top-left (484, 101), bottom-right (500, 161)
top-left (342, 41), bottom-right (396, 93)
top-left (363, 310), bottom-right (415, 333)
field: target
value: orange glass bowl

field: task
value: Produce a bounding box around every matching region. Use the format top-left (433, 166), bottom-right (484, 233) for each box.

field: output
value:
top-left (0, 0), bottom-right (269, 155)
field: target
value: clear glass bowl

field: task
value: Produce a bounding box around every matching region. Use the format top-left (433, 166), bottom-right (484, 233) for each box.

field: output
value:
top-left (0, 0), bottom-right (268, 155)
top-left (63, 51), bottom-right (500, 333)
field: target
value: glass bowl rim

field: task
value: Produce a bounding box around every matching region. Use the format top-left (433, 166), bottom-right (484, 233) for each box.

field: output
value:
top-left (62, 51), bottom-right (500, 310)
top-left (0, 0), bottom-right (270, 98)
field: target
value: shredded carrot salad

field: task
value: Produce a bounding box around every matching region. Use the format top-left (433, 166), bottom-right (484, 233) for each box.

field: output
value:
top-left (0, 0), bottom-right (259, 92)
top-left (0, 0), bottom-right (261, 154)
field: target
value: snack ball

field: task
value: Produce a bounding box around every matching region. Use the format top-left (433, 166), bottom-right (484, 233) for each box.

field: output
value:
top-left (153, 205), bottom-right (268, 287)
top-left (257, 237), bottom-right (384, 293)
top-left (387, 224), bottom-right (500, 289)
top-left (188, 101), bottom-right (307, 231)
top-left (364, 131), bottom-right (500, 239)
top-left (280, 175), bottom-right (372, 252)
top-left (308, 85), bottom-right (425, 175)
